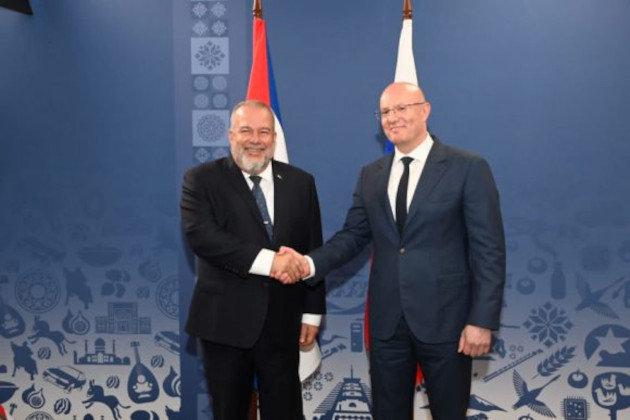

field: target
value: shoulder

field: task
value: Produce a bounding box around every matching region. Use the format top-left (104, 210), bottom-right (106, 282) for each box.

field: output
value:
top-left (433, 138), bottom-right (487, 166)
top-left (272, 160), bottom-right (315, 182)
top-left (184, 157), bottom-right (229, 179)
top-left (362, 154), bottom-right (393, 173)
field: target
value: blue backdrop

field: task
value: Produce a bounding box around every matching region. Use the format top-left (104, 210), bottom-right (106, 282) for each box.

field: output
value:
top-left (2, 1), bottom-right (630, 419)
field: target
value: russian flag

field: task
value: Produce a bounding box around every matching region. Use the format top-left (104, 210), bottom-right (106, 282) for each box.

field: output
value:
top-left (246, 16), bottom-right (321, 381)
top-left (384, 18), bottom-right (419, 153)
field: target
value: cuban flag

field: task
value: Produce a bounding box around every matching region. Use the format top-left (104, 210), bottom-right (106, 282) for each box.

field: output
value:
top-left (246, 17), bottom-right (288, 163)
top-left (246, 16), bottom-right (321, 381)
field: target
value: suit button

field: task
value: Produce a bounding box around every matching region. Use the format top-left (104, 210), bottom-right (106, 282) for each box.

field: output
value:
top-left (400, 248), bottom-right (406, 254)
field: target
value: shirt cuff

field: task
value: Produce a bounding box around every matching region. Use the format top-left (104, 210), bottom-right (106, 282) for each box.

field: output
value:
top-left (249, 248), bottom-right (275, 276)
top-left (302, 255), bottom-right (316, 280)
top-left (301, 313), bottom-right (322, 327)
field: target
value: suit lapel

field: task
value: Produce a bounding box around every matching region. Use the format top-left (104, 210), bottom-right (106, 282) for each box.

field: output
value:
top-left (375, 154), bottom-right (398, 234)
top-left (271, 161), bottom-right (288, 244)
top-left (406, 140), bottom-right (449, 226)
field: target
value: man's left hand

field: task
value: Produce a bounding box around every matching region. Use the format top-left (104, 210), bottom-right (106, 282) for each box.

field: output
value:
top-left (458, 325), bottom-right (492, 357)
top-left (299, 323), bottom-right (319, 348)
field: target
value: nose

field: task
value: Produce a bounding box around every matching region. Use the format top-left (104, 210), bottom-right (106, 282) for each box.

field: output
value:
top-left (384, 112), bottom-right (400, 124)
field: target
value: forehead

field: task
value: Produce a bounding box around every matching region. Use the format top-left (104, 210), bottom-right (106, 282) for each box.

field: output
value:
top-left (380, 85), bottom-right (422, 107)
top-left (233, 105), bottom-right (274, 127)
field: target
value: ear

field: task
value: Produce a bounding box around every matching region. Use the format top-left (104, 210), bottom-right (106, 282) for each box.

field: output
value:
top-left (422, 102), bottom-right (432, 122)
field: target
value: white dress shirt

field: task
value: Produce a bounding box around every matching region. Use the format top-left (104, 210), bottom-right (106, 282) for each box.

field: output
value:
top-left (387, 134), bottom-right (434, 218)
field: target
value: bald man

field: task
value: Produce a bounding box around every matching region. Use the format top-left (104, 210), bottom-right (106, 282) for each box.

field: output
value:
top-left (279, 83), bottom-right (506, 419)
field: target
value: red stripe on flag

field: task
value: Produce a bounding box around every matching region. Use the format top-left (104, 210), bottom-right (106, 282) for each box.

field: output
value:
top-left (246, 18), bottom-right (271, 105)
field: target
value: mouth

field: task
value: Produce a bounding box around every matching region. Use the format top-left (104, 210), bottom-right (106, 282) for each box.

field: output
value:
top-left (244, 145), bottom-right (266, 155)
top-left (388, 125), bottom-right (405, 133)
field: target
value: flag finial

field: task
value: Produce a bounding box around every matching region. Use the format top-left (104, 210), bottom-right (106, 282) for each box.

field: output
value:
top-left (403, 0), bottom-right (413, 19)
top-left (253, 0), bottom-right (263, 18)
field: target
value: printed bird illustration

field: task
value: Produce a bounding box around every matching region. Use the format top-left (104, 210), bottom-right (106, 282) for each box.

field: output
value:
top-left (575, 274), bottom-right (623, 319)
top-left (512, 370), bottom-right (559, 417)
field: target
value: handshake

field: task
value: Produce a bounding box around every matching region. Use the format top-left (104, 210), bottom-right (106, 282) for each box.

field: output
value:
top-left (270, 246), bottom-right (311, 284)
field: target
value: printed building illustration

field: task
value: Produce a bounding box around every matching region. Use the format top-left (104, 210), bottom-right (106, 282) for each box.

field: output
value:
top-left (313, 368), bottom-right (372, 420)
top-left (95, 302), bottom-right (151, 334)
top-left (74, 338), bottom-right (130, 365)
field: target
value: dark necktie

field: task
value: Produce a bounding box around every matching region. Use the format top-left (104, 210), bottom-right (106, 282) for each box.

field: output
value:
top-left (395, 157), bottom-right (414, 234)
top-left (250, 175), bottom-right (273, 240)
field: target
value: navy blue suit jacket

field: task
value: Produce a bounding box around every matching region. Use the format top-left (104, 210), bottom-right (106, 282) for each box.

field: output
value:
top-left (310, 139), bottom-right (505, 343)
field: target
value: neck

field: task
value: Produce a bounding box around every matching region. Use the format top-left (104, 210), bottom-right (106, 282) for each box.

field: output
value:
top-left (396, 136), bottom-right (425, 154)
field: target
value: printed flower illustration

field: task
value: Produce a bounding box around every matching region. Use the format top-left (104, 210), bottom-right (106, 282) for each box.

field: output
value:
top-left (195, 41), bottom-right (226, 71)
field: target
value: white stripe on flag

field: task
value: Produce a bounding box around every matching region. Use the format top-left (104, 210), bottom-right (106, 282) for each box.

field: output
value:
top-left (272, 112), bottom-right (288, 164)
top-left (394, 19), bottom-right (418, 85)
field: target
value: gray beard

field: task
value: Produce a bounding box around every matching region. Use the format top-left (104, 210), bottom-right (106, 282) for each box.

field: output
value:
top-left (237, 150), bottom-right (273, 175)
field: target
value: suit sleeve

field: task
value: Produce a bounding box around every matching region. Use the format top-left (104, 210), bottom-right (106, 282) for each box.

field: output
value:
top-left (463, 157), bottom-right (506, 330)
top-left (309, 167), bottom-right (373, 282)
top-left (180, 167), bottom-right (261, 278)
top-left (303, 176), bottom-right (326, 315)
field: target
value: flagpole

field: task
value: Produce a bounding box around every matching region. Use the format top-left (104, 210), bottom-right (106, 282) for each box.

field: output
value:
top-left (403, 0), bottom-right (412, 19)
top-left (253, 0), bottom-right (262, 19)
top-left (249, 9), bottom-right (261, 408)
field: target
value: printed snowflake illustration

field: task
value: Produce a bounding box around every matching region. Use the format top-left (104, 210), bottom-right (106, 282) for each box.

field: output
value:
top-left (211, 21), bottom-right (227, 36)
top-left (314, 381), bottom-right (323, 391)
top-left (324, 372), bottom-right (334, 382)
top-left (192, 21), bottom-right (209, 37)
top-left (211, 2), bottom-right (226, 18)
top-left (303, 391), bottom-right (312, 401)
top-left (302, 381), bottom-right (313, 391)
top-left (212, 147), bottom-right (229, 160)
top-left (523, 302), bottom-right (573, 348)
top-left (196, 114), bottom-right (226, 143)
top-left (195, 40), bottom-right (226, 71)
top-left (192, 2), bottom-right (208, 18)
top-left (194, 147), bottom-right (210, 163)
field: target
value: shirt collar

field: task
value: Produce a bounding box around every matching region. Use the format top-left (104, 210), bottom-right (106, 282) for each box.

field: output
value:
top-left (393, 133), bottom-right (434, 164)
top-left (242, 160), bottom-right (274, 183)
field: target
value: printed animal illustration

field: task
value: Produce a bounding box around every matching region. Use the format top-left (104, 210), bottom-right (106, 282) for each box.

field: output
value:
top-left (28, 315), bottom-right (75, 356)
top-left (64, 267), bottom-right (93, 309)
top-left (11, 341), bottom-right (37, 380)
top-left (512, 370), bottom-right (559, 417)
top-left (83, 379), bottom-right (129, 420)
top-left (165, 406), bottom-right (181, 420)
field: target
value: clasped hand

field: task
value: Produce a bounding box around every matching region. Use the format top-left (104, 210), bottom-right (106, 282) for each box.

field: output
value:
top-left (270, 246), bottom-right (310, 284)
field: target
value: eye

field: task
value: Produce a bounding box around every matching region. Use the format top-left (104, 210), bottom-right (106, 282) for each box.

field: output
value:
top-left (395, 104), bottom-right (408, 112)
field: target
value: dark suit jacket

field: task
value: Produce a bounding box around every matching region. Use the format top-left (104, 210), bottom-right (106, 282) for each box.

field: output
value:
top-left (181, 157), bottom-right (326, 348)
top-left (310, 139), bottom-right (505, 343)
